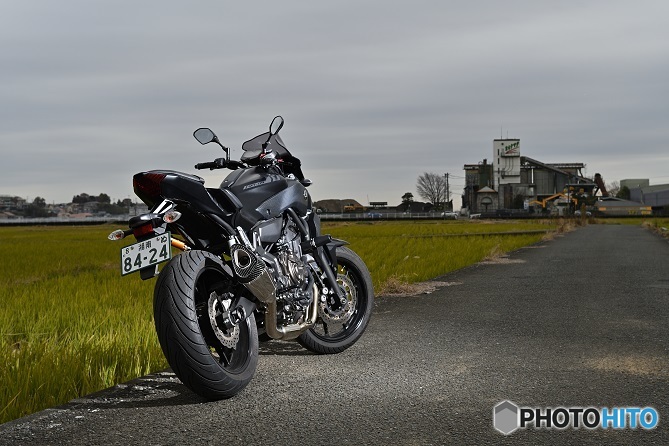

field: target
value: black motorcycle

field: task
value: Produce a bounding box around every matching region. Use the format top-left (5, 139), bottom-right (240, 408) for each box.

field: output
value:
top-left (108, 116), bottom-right (374, 399)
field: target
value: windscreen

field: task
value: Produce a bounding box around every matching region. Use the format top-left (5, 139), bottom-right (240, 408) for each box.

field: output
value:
top-left (241, 133), bottom-right (290, 161)
top-left (240, 132), bottom-right (305, 180)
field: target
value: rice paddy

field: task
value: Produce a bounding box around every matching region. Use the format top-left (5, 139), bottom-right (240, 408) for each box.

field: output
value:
top-left (323, 219), bottom-right (557, 292)
top-left (0, 219), bottom-right (559, 423)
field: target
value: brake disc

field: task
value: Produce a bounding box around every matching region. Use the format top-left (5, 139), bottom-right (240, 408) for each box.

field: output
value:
top-left (318, 272), bottom-right (356, 325)
top-left (208, 293), bottom-right (240, 349)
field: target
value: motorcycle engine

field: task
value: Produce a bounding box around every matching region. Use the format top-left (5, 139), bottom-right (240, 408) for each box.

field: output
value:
top-left (270, 220), bottom-right (314, 324)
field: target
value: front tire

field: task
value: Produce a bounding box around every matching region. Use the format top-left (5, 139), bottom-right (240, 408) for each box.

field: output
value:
top-left (298, 246), bottom-right (374, 354)
top-left (153, 250), bottom-right (258, 399)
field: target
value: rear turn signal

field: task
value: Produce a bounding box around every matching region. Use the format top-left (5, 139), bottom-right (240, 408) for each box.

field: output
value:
top-left (108, 229), bottom-right (126, 241)
top-left (163, 210), bottom-right (182, 224)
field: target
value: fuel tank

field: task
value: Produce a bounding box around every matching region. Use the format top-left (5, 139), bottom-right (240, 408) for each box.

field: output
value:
top-left (220, 166), bottom-right (312, 229)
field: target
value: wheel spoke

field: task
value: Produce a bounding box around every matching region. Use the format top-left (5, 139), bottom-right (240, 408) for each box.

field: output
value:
top-left (195, 270), bottom-right (248, 371)
top-left (214, 345), bottom-right (232, 366)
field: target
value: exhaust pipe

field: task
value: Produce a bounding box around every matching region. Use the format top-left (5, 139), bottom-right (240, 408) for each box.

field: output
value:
top-left (230, 243), bottom-right (276, 303)
top-left (229, 243), bottom-right (317, 340)
top-left (264, 278), bottom-right (318, 341)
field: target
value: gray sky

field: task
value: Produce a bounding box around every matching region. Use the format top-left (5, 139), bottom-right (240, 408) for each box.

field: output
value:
top-left (2, 1), bottom-right (668, 208)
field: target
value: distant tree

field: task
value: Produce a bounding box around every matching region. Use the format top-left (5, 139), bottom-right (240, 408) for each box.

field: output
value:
top-left (24, 197), bottom-right (50, 217)
top-left (72, 193), bottom-right (112, 204)
top-left (616, 185), bottom-right (630, 200)
top-left (72, 193), bottom-right (90, 204)
top-left (98, 202), bottom-right (126, 215)
top-left (32, 196), bottom-right (46, 208)
top-left (400, 192), bottom-right (414, 212)
top-left (416, 173), bottom-right (447, 208)
top-left (606, 181), bottom-right (620, 198)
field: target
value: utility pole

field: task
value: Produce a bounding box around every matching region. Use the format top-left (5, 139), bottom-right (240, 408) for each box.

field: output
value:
top-left (444, 173), bottom-right (450, 211)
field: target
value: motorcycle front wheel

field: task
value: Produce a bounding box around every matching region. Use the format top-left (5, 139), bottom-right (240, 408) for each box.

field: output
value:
top-left (153, 250), bottom-right (258, 399)
top-left (298, 246), bottom-right (374, 354)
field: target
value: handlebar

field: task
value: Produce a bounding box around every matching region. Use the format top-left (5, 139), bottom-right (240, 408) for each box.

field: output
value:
top-left (228, 160), bottom-right (246, 169)
top-left (194, 161), bottom-right (218, 170)
top-left (195, 158), bottom-right (246, 171)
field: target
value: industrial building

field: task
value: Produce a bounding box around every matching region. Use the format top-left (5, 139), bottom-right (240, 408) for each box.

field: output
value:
top-left (592, 197), bottom-right (652, 216)
top-left (462, 139), bottom-right (604, 215)
top-left (628, 181), bottom-right (669, 214)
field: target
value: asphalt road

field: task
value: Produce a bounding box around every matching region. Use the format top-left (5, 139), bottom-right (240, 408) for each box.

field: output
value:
top-left (2, 224), bottom-right (668, 445)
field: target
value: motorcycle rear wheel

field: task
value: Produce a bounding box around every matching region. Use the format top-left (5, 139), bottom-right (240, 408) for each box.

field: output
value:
top-left (297, 246), bottom-right (374, 354)
top-left (153, 250), bottom-right (258, 399)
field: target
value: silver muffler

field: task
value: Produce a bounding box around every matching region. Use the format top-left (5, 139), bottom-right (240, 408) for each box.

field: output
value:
top-left (230, 243), bottom-right (276, 303)
top-left (229, 242), bottom-right (317, 340)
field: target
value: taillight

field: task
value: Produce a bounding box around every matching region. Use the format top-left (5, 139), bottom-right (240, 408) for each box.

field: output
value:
top-left (133, 173), bottom-right (166, 200)
top-left (133, 223), bottom-right (154, 238)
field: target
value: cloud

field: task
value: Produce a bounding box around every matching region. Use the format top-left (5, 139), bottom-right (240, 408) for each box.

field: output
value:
top-left (1, 1), bottom-right (668, 207)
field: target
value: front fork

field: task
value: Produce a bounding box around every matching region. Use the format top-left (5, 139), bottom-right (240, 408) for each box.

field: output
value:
top-left (314, 240), bottom-right (349, 309)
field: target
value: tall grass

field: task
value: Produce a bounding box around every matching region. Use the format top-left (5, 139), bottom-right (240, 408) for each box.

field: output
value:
top-left (640, 218), bottom-right (669, 238)
top-left (323, 220), bottom-right (556, 292)
top-left (0, 226), bottom-right (164, 423)
top-left (1, 219), bottom-right (558, 423)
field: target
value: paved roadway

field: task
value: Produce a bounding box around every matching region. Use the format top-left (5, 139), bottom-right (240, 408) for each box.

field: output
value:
top-left (1, 224), bottom-right (668, 445)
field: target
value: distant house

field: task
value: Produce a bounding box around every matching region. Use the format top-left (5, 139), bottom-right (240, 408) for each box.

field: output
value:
top-left (82, 202), bottom-right (100, 214)
top-left (129, 203), bottom-right (149, 216)
top-left (395, 201), bottom-right (433, 213)
top-left (314, 199), bottom-right (364, 213)
top-left (0, 195), bottom-right (26, 210)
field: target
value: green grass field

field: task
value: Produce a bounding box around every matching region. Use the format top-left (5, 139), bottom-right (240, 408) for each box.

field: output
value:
top-left (0, 225), bottom-right (162, 424)
top-left (1, 219), bottom-right (564, 423)
top-left (324, 219), bottom-right (557, 292)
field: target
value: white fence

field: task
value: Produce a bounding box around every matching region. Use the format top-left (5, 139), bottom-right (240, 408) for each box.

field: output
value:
top-left (1, 213), bottom-right (459, 225)
top-left (0, 216), bottom-right (129, 225)
top-left (319, 212), bottom-right (460, 220)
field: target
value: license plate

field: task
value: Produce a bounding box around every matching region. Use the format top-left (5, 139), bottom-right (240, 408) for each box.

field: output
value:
top-left (121, 232), bottom-right (172, 275)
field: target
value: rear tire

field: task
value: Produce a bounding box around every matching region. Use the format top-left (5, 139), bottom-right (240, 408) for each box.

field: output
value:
top-left (297, 246), bottom-right (374, 354)
top-left (153, 250), bottom-right (258, 399)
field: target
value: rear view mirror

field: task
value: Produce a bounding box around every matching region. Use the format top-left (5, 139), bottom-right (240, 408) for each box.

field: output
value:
top-left (193, 128), bottom-right (217, 145)
top-left (269, 116), bottom-right (284, 135)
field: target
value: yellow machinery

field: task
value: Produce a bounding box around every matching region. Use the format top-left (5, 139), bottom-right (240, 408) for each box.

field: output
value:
top-left (529, 192), bottom-right (575, 209)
